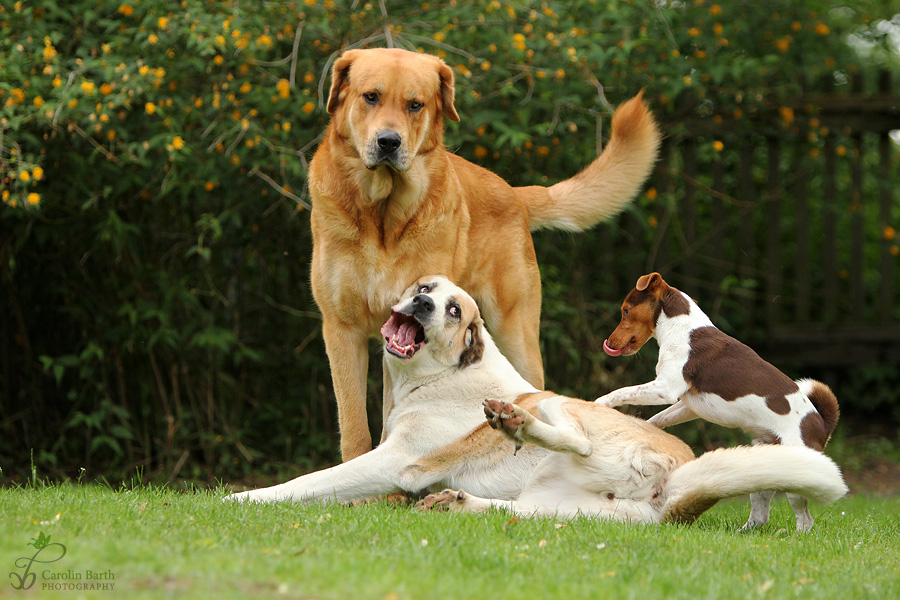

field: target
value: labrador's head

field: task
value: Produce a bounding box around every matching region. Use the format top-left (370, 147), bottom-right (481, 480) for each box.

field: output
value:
top-left (381, 276), bottom-right (484, 371)
top-left (325, 48), bottom-right (459, 173)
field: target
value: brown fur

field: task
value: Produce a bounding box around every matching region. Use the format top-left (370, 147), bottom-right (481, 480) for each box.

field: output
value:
top-left (308, 48), bottom-right (661, 460)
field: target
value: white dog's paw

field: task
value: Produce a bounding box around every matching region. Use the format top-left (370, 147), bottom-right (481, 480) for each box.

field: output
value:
top-left (483, 400), bottom-right (528, 436)
top-left (415, 489), bottom-right (467, 512)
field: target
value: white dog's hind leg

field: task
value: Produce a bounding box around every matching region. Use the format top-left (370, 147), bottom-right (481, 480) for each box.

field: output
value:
top-left (416, 489), bottom-right (537, 516)
top-left (484, 399), bottom-right (591, 457)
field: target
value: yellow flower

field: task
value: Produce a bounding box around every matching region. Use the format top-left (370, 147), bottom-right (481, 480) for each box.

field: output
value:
top-left (779, 106), bottom-right (794, 123)
top-left (205, 181), bottom-right (215, 191)
top-left (481, 61), bottom-right (491, 71)
top-left (241, 119), bottom-right (249, 129)
top-left (145, 102), bottom-right (157, 114)
top-left (19, 170), bottom-right (31, 182)
top-left (148, 33), bottom-right (158, 44)
top-left (646, 187), bottom-right (657, 200)
top-left (100, 83), bottom-right (113, 95)
top-left (158, 17), bottom-right (168, 29)
top-left (6, 88), bottom-right (25, 106)
top-left (139, 65), bottom-right (150, 76)
top-left (33, 96), bottom-right (45, 108)
top-left (81, 81), bottom-right (96, 94)
top-left (814, 22), bottom-right (830, 35)
top-left (213, 55), bottom-right (224, 66)
top-left (303, 72), bottom-right (315, 84)
top-left (884, 226), bottom-right (896, 240)
top-left (434, 32), bottom-right (445, 42)
top-left (276, 79), bottom-right (290, 99)
top-left (172, 136), bottom-right (184, 150)
top-left (710, 4), bottom-right (722, 15)
top-left (713, 140), bottom-right (724, 152)
top-left (32, 167), bottom-right (44, 181)
top-left (27, 193), bottom-right (41, 205)
top-left (257, 34), bottom-right (272, 48)
top-left (1, 190), bottom-right (9, 203)
top-left (282, 121), bottom-right (291, 132)
top-left (43, 44), bottom-right (57, 61)
top-left (688, 27), bottom-right (701, 37)
top-left (473, 146), bottom-right (488, 159)
top-left (301, 101), bottom-right (315, 114)
top-left (713, 23), bottom-right (723, 36)
top-left (118, 4), bottom-right (134, 16)
top-left (240, 82), bottom-right (252, 94)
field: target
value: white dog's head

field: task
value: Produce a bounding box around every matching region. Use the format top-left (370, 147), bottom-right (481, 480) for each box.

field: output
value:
top-left (380, 276), bottom-right (484, 370)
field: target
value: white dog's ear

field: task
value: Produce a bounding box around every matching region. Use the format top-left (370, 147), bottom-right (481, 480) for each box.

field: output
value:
top-left (458, 318), bottom-right (484, 368)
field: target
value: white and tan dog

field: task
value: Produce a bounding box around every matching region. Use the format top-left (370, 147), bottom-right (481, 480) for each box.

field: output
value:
top-left (227, 277), bottom-right (846, 527)
top-left (596, 272), bottom-right (841, 531)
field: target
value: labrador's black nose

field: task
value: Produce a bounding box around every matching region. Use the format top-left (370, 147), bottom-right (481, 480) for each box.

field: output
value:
top-left (411, 294), bottom-right (434, 314)
top-left (376, 131), bottom-right (402, 153)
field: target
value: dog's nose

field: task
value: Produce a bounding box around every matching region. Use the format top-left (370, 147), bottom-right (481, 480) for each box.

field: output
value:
top-left (376, 131), bottom-right (402, 153)
top-left (411, 294), bottom-right (434, 313)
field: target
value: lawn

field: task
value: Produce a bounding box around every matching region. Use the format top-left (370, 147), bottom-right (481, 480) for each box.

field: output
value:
top-left (1, 483), bottom-right (897, 599)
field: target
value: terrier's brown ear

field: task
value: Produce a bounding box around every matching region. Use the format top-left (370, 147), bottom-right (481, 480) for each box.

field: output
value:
top-left (326, 50), bottom-right (361, 114)
top-left (459, 318), bottom-right (484, 368)
top-left (636, 272), bottom-right (662, 292)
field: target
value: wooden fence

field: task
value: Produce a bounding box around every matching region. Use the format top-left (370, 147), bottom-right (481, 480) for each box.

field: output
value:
top-left (643, 70), bottom-right (900, 366)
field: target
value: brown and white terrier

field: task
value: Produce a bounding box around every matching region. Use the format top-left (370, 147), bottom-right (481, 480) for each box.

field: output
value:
top-left (596, 272), bottom-right (841, 532)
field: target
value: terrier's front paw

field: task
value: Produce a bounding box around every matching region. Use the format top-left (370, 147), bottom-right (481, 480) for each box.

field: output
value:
top-left (415, 489), bottom-right (466, 512)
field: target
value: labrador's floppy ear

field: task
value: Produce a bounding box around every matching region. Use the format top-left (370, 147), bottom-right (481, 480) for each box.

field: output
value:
top-left (326, 50), bottom-right (361, 114)
top-left (635, 272), bottom-right (662, 292)
top-left (436, 61), bottom-right (460, 122)
top-left (458, 317), bottom-right (484, 368)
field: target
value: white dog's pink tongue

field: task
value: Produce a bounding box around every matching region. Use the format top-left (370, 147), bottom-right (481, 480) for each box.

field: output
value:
top-left (398, 322), bottom-right (417, 346)
top-left (603, 339), bottom-right (622, 357)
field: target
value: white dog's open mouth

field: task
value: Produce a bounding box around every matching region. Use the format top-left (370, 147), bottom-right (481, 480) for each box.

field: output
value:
top-left (381, 311), bottom-right (426, 359)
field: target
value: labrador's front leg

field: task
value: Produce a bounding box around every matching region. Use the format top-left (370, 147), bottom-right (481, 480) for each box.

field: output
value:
top-left (322, 318), bottom-right (372, 461)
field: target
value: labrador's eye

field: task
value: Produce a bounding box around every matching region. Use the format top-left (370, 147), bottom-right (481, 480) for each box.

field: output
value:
top-left (408, 100), bottom-right (424, 113)
top-left (363, 92), bottom-right (379, 105)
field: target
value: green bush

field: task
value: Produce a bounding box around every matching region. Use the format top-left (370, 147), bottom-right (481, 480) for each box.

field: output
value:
top-left (1, 1), bottom-right (897, 481)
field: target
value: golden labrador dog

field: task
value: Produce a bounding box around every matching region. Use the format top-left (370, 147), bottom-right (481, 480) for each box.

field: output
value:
top-left (227, 277), bottom-right (847, 529)
top-left (307, 47), bottom-right (661, 460)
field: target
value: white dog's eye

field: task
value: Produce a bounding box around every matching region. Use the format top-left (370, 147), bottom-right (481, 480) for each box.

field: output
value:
top-left (418, 285), bottom-right (430, 294)
top-left (447, 304), bottom-right (460, 319)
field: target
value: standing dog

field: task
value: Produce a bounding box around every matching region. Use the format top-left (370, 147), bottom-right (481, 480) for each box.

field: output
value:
top-left (228, 277), bottom-right (847, 528)
top-left (307, 47), bottom-right (661, 460)
top-left (596, 272), bottom-right (841, 531)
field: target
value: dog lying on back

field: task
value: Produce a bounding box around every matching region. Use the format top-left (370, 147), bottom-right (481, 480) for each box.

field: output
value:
top-left (596, 272), bottom-right (841, 531)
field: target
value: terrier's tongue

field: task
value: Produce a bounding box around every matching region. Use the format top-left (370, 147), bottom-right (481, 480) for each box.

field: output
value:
top-left (603, 339), bottom-right (622, 357)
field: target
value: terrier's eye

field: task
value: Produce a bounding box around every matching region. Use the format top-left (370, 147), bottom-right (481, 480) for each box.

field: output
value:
top-left (623, 308), bottom-right (630, 317)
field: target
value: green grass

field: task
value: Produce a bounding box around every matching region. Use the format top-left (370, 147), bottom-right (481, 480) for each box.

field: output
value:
top-left (1, 484), bottom-right (897, 599)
